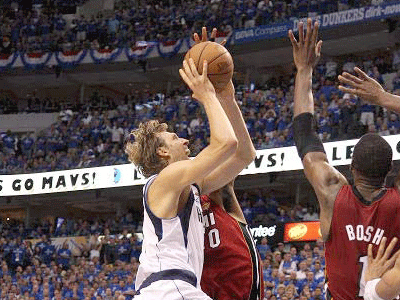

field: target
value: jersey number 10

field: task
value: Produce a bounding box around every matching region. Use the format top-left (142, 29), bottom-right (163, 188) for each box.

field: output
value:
top-left (204, 212), bottom-right (221, 248)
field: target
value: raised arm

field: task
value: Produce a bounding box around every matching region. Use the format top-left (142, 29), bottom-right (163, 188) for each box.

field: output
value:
top-left (201, 80), bottom-right (256, 195)
top-left (154, 59), bottom-right (238, 200)
top-left (339, 67), bottom-right (400, 114)
top-left (290, 19), bottom-right (347, 241)
top-left (191, 27), bottom-right (256, 195)
top-left (338, 67), bottom-right (400, 190)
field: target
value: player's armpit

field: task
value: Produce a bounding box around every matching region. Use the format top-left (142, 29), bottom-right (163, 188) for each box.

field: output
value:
top-left (302, 152), bottom-right (348, 239)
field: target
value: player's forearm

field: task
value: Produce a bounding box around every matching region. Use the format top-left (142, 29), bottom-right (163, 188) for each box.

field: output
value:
top-left (202, 94), bottom-right (238, 150)
top-left (376, 267), bottom-right (400, 300)
top-left (294, 69), bottom-right (314, 117)
top-left (217, 83), bottom-right (256, 163)
top-left (378, 91), bottom-right (400, 114)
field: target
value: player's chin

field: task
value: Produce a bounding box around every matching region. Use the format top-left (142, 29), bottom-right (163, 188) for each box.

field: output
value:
top-left (185, 149), bottom-right (191, 156)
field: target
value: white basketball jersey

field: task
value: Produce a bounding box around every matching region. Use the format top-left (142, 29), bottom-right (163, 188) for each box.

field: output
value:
top-left (135, 175), bottom-right (205, 290)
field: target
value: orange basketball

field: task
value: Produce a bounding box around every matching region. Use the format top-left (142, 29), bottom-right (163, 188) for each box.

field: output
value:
top-left (184, 41), bottom-right (234, 90)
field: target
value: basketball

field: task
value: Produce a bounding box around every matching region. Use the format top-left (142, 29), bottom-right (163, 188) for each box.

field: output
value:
top-left (184, 41), bottom-right (234, 90)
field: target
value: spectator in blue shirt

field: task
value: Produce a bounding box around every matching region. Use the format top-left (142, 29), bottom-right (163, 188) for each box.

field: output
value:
top-left (57, 242), bottom-right (71, 270)
top-left (257, 237), bottom-right (271, 260)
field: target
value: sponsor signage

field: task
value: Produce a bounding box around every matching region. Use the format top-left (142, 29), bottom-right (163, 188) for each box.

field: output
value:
top-left (234, 2), bottom-right (400, 44)
top-left (250, 223), bottom-right (284, 246)
top-left (284, 221), bottom-right (321, 242)
top-left (2, 134), bottom-right (400, 196)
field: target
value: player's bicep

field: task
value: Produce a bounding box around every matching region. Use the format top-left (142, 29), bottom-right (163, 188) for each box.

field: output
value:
top-left (302, 152), bottom-right (348, 206)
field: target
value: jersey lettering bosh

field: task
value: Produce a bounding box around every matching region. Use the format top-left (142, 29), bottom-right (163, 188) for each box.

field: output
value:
top-left (326, 185), bottom-right (400, 300)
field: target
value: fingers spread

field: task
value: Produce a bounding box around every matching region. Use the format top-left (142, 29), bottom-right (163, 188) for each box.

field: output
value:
top-left (202, 60), bottom-right (208, 78)
top-left (316, 40), bottom-right (323, 56)
top-left (305, 18), bottom-right (312, 46)
top-left (354, 67), bottom-right (370, 80)
top-left (211, 28), bottom-right (217, 40)
top-left (367, 243), bottom-right (373, 264)
top-left (310, 21), bottom-right (319, 48)
top-left (341, 72), bottom-right (364, 84)
top-left (383, 237), bottom-right (398, 260)
top-left (188, 58), bottom-right (199, 76)
top-left (193, 32), bottom-right (200, 43)
top-left (377, 236), bottom-right (387, 259)
top-left (338, 75), bottom-right (360, 88)
top-left (387, 248), bottom-right (400, 269)
top-left (179, 69), bottom-right (191, 87)
top-left (183, 60), bottom-right (195, 80)
top-left (338, 85), bottom-right (360, 96)
top-left (288, 30), bottom-right (298, 48)
top-left (201, 27), bottom-right (207, 42)
top-left (298, 22), bottom-right (304, 44)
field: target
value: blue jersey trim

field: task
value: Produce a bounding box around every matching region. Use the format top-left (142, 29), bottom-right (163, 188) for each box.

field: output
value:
top-left (143, 175), bottom-right (163, 241)
top-left (135, 269), bottom-right (197, 294)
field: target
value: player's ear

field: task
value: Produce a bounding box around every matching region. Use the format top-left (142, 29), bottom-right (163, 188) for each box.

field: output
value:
top-left (156, 146), bottom-right (169, 159)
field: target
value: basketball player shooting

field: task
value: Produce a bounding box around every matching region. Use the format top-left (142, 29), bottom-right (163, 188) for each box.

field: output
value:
top-left (290, 18), bottom-right (400, 300)
top-left (125, 55), bottom-right (240, 298)
top-left (191, 27), bottom-right (264, 300)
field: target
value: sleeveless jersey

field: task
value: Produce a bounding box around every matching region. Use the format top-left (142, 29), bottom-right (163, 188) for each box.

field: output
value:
top-left (326, 185), bottom-right (400, 300)
top-left (200, 195), bottom-right (264, 300)
top-left (135, 175), bottom-right (205, 290)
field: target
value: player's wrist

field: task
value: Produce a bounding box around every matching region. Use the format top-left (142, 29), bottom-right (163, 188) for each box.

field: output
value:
top-left (296, 67), bottom-right (313, 75)
top-left (365, 278), bottom-right (385, 300)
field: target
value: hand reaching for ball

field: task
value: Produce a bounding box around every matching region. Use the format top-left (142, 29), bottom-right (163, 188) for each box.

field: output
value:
top-left (179, 58), bottom-right (216, 102)
top-left (185, 27), bottom-right (234, 91)
top-left (193, 27), bottom-right (227, 46)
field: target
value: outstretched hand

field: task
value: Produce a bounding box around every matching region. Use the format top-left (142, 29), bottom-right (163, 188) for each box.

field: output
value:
top-left (338, 67), bottom-right (386, 105)
top-left (365, 237), bottom-right (400, 282)
top-left (193, 27), bottom-right (233, 97)
top-left (179, 58), bottom-right (216, 101)
top-left (193, 27), bottom-right (227, 46)
top-left (288, 18), bottom-right (322, 72)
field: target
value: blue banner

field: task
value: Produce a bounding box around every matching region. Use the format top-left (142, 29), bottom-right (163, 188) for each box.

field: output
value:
top-left (234, 1), bottom-right (400, 44)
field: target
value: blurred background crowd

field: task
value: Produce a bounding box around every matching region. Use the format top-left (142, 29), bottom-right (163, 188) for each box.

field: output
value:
top-left (1, 48), bottom-right (400, 175)
top-left (0, 0), bottom-right (396, 53)
top-left (1, 0), bottom-right (400, 299)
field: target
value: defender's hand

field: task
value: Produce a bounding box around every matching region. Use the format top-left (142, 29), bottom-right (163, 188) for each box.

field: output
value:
top-left (288, 18), bottom-right (322, 72)
top-left (194, 27), bottom-right (227, 46)
top-left (338, 67), bottom-right (386, 105)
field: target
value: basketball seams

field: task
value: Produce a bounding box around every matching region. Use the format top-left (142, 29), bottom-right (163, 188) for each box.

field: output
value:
top-left (185, 41), bottom-right (233, 89)
top-left (206, 49), bottom-right (229, 67)
top-left (196, 42), bottom-right (211, 72)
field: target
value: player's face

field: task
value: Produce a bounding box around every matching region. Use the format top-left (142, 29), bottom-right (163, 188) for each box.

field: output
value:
top-left (158, 131), bottom-right (190, 162)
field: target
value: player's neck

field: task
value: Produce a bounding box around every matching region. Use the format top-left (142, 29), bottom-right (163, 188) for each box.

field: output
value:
top-left (354, 183), bottom-right (386, 203)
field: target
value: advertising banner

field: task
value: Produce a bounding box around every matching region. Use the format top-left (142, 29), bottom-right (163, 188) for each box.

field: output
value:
top-left (234, 1), bottom-right (400, 44)
top-left (250, 223), bottom-right (285, 246)
top-left (2, 134), bottom-right (400, 196)
top-left (284, 221), bottom-right (322, 242)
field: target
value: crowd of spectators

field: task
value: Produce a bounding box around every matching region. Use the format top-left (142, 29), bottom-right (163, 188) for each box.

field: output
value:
top-left (0, 187), bottom-right (323, 300)
top-left (0, 0), bottom-right (393, 54)
top-left (1, 49), bottom-right (400, 175)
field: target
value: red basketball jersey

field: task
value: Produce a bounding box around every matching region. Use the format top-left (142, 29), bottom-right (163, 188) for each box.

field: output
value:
top-left (200, 195), bottom-right (264, 300)
top-left (326, 185), bottom-right (400, 300)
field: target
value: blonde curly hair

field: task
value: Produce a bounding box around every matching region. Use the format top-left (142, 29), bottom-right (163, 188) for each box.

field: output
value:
top-left (125, 120), bottom-right (169, 178)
